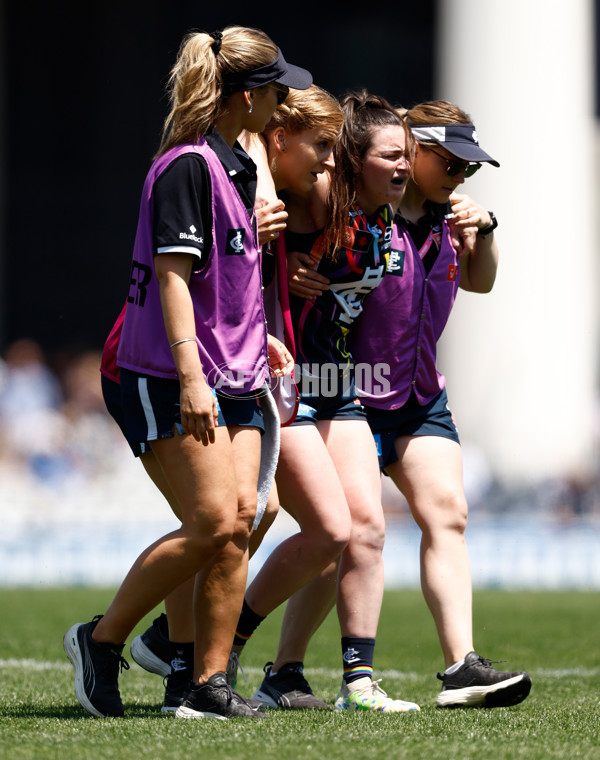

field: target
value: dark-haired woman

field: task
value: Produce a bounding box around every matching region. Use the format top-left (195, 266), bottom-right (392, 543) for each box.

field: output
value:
top-left (231, 91), bottom-right (420, 713)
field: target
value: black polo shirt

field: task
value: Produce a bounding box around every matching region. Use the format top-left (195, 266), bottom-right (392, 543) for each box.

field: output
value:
top-left (152, 130), bottom-right (258, 268)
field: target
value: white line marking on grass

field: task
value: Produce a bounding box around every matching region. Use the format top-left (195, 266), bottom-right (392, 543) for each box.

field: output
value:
top-left (0, 658), bottom-right (71, 671)
top-left (534, 668), bottom-right (600, 678)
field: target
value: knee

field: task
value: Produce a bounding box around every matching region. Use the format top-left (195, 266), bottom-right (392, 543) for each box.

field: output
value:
top-left (349, 514), bottom-right (386, 555)
top-left (441, 491), bottom-right (468, 533)
top-left (306, 523), bottom-right (350, 565)
top-left (420, 490), bottom-right (468, 538)
top-left (232, 492), bottom-right (258, 546)
top-left (185, 523), bottom-right (232, 558)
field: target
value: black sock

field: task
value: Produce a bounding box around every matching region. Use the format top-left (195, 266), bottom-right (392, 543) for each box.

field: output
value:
top-left (341, 636), bottom-right (375, 685)
top-left (168, 640), bottom-right (194, 679)
top-left (232, 599), bottom-right (266, 648)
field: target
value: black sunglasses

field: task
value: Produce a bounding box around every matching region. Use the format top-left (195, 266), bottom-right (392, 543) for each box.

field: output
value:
top-left (270, 83), bottom-right (290, 106)
top-left (428, 147), bottom-right (481, 178)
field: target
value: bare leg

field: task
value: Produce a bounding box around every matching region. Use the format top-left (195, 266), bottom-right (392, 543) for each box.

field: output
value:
top-left (193, 426), bottom-right (261, 680)
top-left (139, 450), bottom-right (194, 642)
top-left (93, 428), bottom-right (237, 648)
top-left (271, 560), bottom-right (337, 672)
top-left (323, 419), bottom-right (386, 638)
top-left (243, 424), bottom-right (351, 617)
top-left (386, 435), bottom-right (473, 668)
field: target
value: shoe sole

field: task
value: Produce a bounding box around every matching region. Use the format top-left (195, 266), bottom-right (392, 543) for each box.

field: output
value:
top-left (63, 623), bottom-right (108, 718)
top-left (175, 705), bottom-right (227, 720)
top-left (334, 699), bottom-right (420, 713)
top-left (130, 635), bottom-right (171, 678)
top-left (161, 704), bottom-right (180, 714)
top-left (436, 673), bottom-right (532, 708)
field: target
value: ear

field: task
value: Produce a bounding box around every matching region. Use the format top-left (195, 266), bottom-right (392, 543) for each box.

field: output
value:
top-left (242, 90), bottom-right (253, 109)
top-left (273, 126), bottom-right (287, 153)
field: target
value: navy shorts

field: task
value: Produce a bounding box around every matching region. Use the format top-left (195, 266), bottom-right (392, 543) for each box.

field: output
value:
top-left (118, 369), bottom-right (264, 454)
top-left (291, 367), bottom-right (367, 425)
top-left (365, 388), bottom-right (459, 471)
top-left (292, 394), bottom-right (367, 426)
top-left (102, 374), bottom-right (149, 456)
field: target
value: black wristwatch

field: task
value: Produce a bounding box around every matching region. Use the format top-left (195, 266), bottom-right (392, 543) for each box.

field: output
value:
top-left (478, 211), bottom-right (498, 237)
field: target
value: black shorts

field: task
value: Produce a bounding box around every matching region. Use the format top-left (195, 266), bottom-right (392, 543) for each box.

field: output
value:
top-left (365, 388), bottom-right (459, 471)
top-left (116, 369), bottom-right (264, 454)
top-left (101, 374), bottom-right (149, 457)
top-left (291, 395), bottom-right (367, 425)
top-left (291, 366), bottom-right (367, 426)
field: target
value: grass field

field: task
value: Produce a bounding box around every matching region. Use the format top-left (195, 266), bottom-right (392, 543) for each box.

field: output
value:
top-left (0, 587), bottom-right (599, 759)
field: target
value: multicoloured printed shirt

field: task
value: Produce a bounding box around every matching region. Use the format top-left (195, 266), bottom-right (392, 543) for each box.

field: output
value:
top-left (288, 203), bottom-right (393, 396)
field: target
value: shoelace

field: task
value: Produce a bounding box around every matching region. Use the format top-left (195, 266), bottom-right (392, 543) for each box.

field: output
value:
top-left (227, 651), bottom-right (246, 684)
top-left (227, 683), bottom-right (257, 710)
top-left (369, 679), bottom-right (389, 698)
top-left (437, 654), bottom-right (507, 681)
top-left (472, 655), bottom-right (505, 670)
top-left (105, 647), bottom-right (130, 675)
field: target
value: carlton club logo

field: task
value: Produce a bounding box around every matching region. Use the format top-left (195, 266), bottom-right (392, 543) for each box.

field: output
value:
top-left (226, 228), bottom-right (246, 255)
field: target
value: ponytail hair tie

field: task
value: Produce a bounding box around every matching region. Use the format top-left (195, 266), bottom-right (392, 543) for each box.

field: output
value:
top-left (210, 30), bottom-right (223, 55)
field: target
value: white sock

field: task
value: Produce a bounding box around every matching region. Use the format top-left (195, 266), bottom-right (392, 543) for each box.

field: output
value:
top-left (444, 658), bottom-right (465, 675)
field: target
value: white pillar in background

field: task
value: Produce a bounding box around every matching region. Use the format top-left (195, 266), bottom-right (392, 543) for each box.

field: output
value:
top-left (435, 0), bottom-right (597, 483)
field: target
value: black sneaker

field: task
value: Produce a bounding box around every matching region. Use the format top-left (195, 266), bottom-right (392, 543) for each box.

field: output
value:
top-left (63, 615), bottom-right (130, 718)
top-left (253, 662), bottom-right (330, 709)
top-left (175, 672), bottom-right (268, 720)
top-left (130, 613), bottom-right (171, 678)
top-left (436, 651), bottom-right (532, 708)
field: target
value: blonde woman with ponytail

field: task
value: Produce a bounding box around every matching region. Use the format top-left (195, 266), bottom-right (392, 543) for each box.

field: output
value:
top-left (64, 25), bottom-right (311, 721)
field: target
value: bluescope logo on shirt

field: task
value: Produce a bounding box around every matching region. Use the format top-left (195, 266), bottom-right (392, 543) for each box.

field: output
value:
top-left (226, 228), bottom-right (246, 255)
top-left (387, 248), bottom-right (405, 276)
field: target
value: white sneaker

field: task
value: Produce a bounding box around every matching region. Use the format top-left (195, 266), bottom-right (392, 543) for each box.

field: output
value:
top-left (334, 676), bottom-right (420, 713)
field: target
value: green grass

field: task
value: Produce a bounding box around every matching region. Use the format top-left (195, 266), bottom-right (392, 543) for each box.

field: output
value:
top-left (1, 588), bottom-right (599, 759)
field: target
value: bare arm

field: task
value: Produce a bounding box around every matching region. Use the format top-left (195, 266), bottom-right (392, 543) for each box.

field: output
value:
top-left (154, 252), bottom-right (218, 445)
top-left (239, 130), bottom-right (288, 245)
top-left (450, 193), bottom-right (499, 293)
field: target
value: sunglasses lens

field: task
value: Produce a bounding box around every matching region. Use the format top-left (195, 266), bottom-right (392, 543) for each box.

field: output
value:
top-left (447, 161), bottom-right (480, 177)
top-left (273, 84), bottom-right (289, 105)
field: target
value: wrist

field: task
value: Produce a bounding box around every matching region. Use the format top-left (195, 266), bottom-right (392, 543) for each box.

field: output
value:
top-left (478, 211), bottom-right (498, 237)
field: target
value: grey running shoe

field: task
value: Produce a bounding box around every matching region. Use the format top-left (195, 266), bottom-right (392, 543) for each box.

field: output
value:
top-left (175, 672), bottom-right (268, 720)
top-left (253, 661), bottom-right (330, 709)
top-left (130, 613), bottom-right (171, 678)
top-left (63, 615), bottom-right (130, 718)
top-left (436, 651), bottom-right (532, 708)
